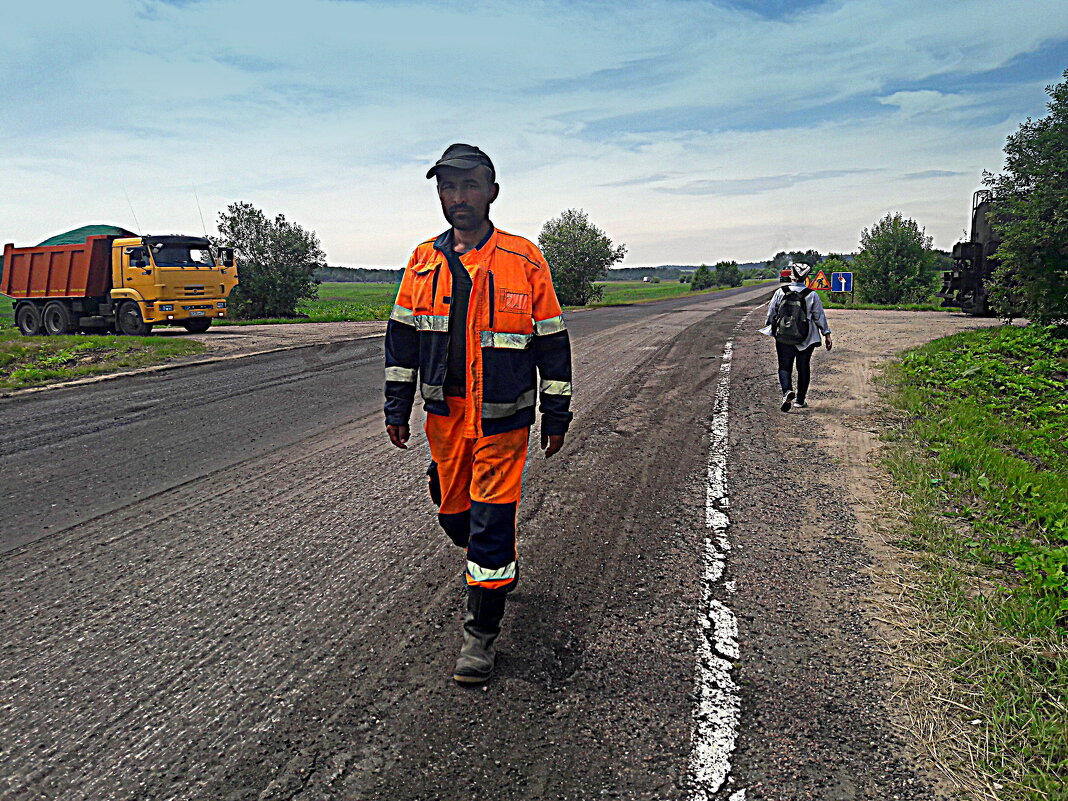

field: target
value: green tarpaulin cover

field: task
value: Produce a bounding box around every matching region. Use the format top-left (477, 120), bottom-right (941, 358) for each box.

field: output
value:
top-left (36, 225), bottom-right (137, 246)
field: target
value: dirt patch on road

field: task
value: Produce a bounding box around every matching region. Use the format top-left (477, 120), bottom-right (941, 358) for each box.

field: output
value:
top-left (165, 319), bottom-right (387, 358)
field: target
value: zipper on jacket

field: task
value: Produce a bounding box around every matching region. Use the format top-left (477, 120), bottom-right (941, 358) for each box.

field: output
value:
top-left (487, 269), bottom-right (495, 329)
top-left (438, 261), bottom-right (451, 387)
top-left (431, 262), bottom-right (440, 306)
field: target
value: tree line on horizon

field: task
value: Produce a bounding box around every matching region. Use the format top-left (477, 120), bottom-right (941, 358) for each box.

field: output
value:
top-left (215, 68), bottom-right (1066, 324)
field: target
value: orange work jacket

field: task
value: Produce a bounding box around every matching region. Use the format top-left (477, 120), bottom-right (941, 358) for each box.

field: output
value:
top-left (384, 226), bottom-right (572, 439)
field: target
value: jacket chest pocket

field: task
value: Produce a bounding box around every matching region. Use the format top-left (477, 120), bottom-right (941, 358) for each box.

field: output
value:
top-left (410, 263), bottom-right (440, 313)
top-left (491, 281), bottom-right (534, 335)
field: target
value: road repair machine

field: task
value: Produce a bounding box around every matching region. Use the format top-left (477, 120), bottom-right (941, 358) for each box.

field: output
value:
top-left (937, 190), bottom-right (1001, 316)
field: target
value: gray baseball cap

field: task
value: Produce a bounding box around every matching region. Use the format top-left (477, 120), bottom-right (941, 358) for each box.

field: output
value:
top-left (426, 143), bottom-right (496, 180)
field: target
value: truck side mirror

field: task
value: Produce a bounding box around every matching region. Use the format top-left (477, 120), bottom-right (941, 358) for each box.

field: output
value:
top-left (219, 247), bottom-right (235, 268)
top-left (125, 247), bottom-right (149, 269)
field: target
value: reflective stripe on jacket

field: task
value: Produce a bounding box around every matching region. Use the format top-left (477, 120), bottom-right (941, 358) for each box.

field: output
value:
top-left (384, 227), bottom-right (573, 438)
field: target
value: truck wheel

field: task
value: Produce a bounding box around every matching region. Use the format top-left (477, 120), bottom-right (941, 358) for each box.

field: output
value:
top-left (117, 301), bottom-right (153, 336)
top-left (42, 301), bottom-right (75, 335)
top-left (15, 303), bottom-right (43, 335)
top-left (181, 318), bottom-right (211, 334)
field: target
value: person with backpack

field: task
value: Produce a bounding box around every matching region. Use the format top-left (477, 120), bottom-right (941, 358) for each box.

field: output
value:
top-left (762, 262), bottom-right (832, 412)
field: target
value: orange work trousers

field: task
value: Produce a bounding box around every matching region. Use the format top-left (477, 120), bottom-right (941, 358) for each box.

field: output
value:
top-left (425, 397), bottom-right (529, 591)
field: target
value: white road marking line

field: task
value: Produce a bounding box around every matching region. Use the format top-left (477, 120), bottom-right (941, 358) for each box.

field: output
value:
top-left (687, 307), bottom-right (760, 801)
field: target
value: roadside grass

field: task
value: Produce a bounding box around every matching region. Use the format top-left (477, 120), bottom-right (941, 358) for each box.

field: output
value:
top-left (0, 303), bottom-right (204, 391)
top-left (823, 300), bottom-right (946, 311)
top-left (879, 324), bottom-right (1068, 800)
top-left (822, 291), bottom-right (945, 311)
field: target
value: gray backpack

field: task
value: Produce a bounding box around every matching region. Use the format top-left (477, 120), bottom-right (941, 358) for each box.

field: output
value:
top-left (773, 287), bottom-right (812, 345)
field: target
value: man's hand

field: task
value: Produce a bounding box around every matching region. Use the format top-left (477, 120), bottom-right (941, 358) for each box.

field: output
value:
top-left (387, 424), bottom-right (410, 449)
top-left (824, 334), bottom-right (833, 351)
top-left (541, 433), bottom-right (565, 458)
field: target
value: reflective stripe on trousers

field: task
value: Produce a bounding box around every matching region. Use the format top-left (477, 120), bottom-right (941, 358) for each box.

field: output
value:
top-left (424, 396), bottom-right (529, 591)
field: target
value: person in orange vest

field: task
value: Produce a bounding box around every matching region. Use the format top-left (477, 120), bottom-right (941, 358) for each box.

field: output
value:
top-left (384, 144), bottom-right (573, 684)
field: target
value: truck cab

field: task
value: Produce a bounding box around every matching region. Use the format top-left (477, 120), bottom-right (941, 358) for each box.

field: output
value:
top-left (110, 236), bottom-right (239, 334)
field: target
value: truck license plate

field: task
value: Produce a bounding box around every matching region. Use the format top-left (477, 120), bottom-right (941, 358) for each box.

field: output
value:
top-left (190, 310), bottom-right (206, 316)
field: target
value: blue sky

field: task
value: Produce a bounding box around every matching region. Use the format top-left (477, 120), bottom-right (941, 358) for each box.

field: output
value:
top-left (2, 0), bottom-right (1066, 267)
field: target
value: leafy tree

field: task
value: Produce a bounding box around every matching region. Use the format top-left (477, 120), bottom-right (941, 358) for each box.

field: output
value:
top-left (790, 249), bottom-right (822, 266)
top-left (821, 256), bottom-right (848, 273)
top-left (690, 264), bottom-right (714, 291)
top-left (853, 212), bottom-right (938, 303)
top-left (766, 251), bottom-right (790, 271)
top-left (538, 208), bottom-right (626, 305)
top-left (315, 265), bottom-right (401, 283)
top-left (713, 260), bottom-right (743, 287)
top-left (214, 202), bottom-right (325, 318)
top-left (984, 68), bottom-right (1068, 324)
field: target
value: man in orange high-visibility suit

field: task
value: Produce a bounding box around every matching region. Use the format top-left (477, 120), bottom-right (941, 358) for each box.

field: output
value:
top-left (384, 144), bottom-right (573, 685)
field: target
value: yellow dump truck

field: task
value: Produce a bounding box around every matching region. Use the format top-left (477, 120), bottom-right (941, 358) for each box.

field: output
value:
top-left (2, 225), bottom-right (239, 335)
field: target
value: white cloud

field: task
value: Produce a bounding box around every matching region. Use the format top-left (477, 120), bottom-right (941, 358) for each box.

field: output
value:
top-left (876, 90), bottom-right (971, 118)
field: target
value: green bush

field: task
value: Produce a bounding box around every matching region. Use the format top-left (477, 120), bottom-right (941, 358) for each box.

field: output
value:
top-left (854, 212), bottom-right (939, 304)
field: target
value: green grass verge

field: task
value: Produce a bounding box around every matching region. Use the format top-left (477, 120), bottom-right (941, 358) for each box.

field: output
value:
top-left (823, 300), bottom-right (946, 311)
top-left (0, 326), bottom-right (205, 392)
top-left (881, 324), bottom-right (1067, 799)
top-left (0, 299), bottom-right (206, 390)
top-left (820, 291), bottom-right (945, 311)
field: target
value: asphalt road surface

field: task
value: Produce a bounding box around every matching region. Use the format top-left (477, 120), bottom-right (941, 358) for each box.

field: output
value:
top-left (0, 282), bottom-right (933, 801)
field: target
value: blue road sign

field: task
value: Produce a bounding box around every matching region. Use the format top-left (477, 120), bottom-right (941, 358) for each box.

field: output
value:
top-left (831, 271), bottom-right (853, 292)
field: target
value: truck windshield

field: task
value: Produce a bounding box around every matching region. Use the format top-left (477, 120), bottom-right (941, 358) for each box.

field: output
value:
top-left (151, 244), bottom-right (216, 267)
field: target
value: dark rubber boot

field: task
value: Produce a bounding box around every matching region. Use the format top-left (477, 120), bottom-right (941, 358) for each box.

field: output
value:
top-left (453, 586), bottom-right (507, 685)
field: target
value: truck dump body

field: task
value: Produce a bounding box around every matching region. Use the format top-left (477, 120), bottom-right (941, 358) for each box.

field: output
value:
top-left (2, 236), bottom-right (114, 299)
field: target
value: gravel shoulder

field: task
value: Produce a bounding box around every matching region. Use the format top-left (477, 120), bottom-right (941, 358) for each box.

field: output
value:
top-left (725, 309), bottom-right (1002, 799)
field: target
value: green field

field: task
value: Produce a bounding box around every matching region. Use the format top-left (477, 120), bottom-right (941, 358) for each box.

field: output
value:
top-left (882, 324), bottom-right (1068, 799)
top-left (217, 281), bottom-right (400, 325)
top-left (821, 290), bottom-right (945, 311)
top-left (221, 278), bottom-right (771, 326)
